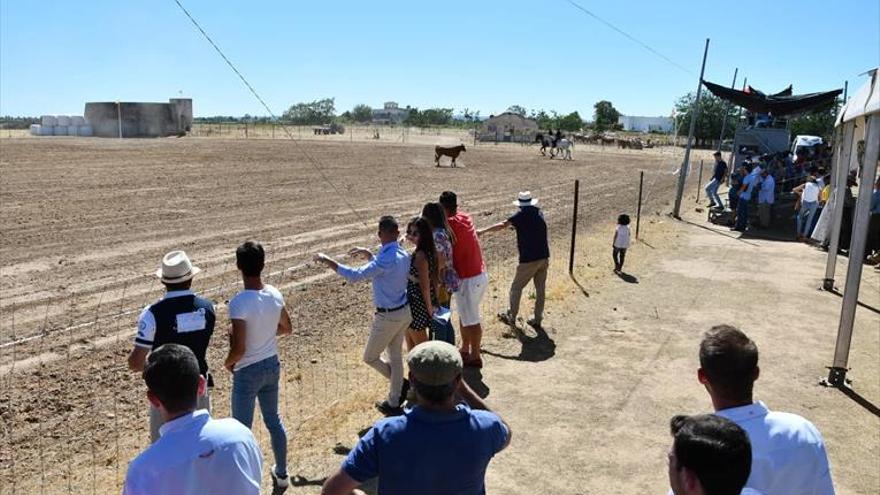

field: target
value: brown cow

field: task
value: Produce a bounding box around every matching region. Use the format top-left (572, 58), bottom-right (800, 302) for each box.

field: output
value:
top-left (435, 144), bottom-right (466, 167)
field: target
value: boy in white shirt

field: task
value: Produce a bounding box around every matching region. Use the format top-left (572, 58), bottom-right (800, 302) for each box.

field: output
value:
top-left (612, 214), bottom-right (631, 273)
top-left (224, 241), bottom-right (293, 493)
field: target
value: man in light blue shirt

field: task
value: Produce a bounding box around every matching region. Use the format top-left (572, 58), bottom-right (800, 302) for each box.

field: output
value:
top-left (123, 344), bottom-right (262, 495)
top-left (734, 164), bottom-right (757, 232)
top-left (695, 325), bottom-right (835, 495)
top-left (315, 216), bottom-right (412, 416)
top-left (757, 169), bottom-right (775, 228)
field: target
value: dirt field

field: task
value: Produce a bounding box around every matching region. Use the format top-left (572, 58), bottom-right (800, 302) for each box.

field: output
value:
top-left (0, 136), bottom-right (688, 493)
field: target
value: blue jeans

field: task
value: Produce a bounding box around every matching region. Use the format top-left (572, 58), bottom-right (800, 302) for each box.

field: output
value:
top-left (735, 198), bottom-right (749, 230)
top-left (705, 178), bottom-right (723, 207)
top-left (232, 355), bottom-right (287, 477)
top-left (797, 201), bottom-right (819, 237)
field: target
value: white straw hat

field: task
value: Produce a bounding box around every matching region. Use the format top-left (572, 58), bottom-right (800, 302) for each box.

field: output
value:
top-left (156, 250), bottom-right (202, 284)
top-left (513, 191), bottom-right (538, 206)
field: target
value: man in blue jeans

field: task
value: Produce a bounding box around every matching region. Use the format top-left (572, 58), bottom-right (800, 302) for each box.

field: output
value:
top-left (224, 241), bottom-right (293, 494)
top-left (704, 151), bottom-right (728, 209)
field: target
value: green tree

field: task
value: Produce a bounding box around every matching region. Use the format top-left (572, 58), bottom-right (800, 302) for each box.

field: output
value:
top-left (673, 92), bottom-right (736, 146)
top-left (557, 111), bottom-right (583, 132)
top-left (593, 100), bottom-right (621, 132)
top-left (351, 104), bottom-right (373, 123)
top-left (282, 97), bottom-right (336, 125)
top-left (405, 107), bottom-right (453, 126)
top-left (788, 99), bottom-right (839, 140)
top-left (506, 105), bottom-right (527, 116)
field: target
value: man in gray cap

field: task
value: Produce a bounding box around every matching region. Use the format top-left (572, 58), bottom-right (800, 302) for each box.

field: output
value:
top-left (321, 341), bottom-right (511, 495)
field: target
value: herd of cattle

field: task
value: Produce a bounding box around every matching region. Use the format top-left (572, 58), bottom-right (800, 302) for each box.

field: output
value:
top-left (570, 132), bottom-right (656, 150)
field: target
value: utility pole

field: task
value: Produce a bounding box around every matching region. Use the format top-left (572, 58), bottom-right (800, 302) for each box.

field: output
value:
top-left (673, 38), bottom-right (710, 219)
top-left (716, 68), bottom-right (738, 152)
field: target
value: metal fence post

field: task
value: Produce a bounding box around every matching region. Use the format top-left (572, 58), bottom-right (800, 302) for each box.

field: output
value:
top-left (636, 171), bottom-right (644, 239)
top-left (695, 159), bottom-right (704, 203)
top-left (569, 180), bottom-right (580, 274)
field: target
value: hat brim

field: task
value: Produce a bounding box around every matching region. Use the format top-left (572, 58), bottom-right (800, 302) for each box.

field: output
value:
top-left (513, 199), bottom-right (538, 206)
top-left (156, 265), bottom-right (201, 284)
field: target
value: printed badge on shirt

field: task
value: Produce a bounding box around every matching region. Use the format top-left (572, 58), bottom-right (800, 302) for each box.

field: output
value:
top-left (176, 308), bottom-right (207, 333)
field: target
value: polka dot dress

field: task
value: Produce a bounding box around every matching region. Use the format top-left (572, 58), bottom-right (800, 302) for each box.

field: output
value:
top-left (407, 251), bottom-right (437, 331)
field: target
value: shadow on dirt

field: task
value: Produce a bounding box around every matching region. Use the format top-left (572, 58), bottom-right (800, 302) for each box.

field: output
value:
top-left (483, 323), bottom-right (556, 363)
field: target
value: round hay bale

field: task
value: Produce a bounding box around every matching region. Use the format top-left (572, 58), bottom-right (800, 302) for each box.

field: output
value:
top-left (70, 116), bottom-right (86, 126)
top-left (53, 125), bottom-right (68, 136)
top-left (56, 115), bottom-right (71, 126)
top-left (77, 125), bottom-right (93, 137)
top-left (67, 125), bottom-right (79, 136)
top-left (41, 115), bottom-right (57, 127)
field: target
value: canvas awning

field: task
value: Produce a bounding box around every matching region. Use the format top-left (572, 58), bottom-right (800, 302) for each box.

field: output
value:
top-left (835, 68), bottom-right (880, 125)
top-left (702, 80), bottom-right (842, 116)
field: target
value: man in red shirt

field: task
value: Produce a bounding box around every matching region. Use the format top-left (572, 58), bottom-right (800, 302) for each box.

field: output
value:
top-left (439, 191), bottom-right (489, 368)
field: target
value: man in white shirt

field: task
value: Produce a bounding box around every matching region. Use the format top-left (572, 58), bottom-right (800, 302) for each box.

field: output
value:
top-left (224, 240), bottom-right (293, 493)
top-left (695, 325), bottom-right (835, 495)
top-left (123, 344), bottom-right (262, 495)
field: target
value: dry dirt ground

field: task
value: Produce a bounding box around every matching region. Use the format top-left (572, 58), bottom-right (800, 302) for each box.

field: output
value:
top-left (0, 136), bottom-right (687, 493)
top-left (478, 206), bottom-right (879, 495)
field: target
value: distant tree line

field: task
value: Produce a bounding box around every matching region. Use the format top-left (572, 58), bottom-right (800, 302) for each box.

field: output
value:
top-left (0, 116), bottom-right (38, 129)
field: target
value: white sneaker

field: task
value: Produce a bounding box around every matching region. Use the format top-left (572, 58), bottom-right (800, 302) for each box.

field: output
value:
top-left (271, 465), bottom-right (289, 494)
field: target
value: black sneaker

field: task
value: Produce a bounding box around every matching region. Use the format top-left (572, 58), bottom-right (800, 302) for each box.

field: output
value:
top-left (270, 465), bottom-right (289, 495)
top-left (375, 400), bottom-right (404, 417)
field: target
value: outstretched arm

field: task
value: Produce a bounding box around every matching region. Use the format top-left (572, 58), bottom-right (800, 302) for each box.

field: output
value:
top-left (477, 220), bottom-right (510, 236)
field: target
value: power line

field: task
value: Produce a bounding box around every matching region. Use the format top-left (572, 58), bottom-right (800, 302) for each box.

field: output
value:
top-left (170, 0), bottom-right (368, 227)
top-left (564, 0), bottom-right (697, 77)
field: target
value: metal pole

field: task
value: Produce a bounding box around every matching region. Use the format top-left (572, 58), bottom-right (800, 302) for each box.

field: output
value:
top-left (696, 160), bottom-right (704, 203)
top-left (843, 80), bottom-right (848, 102)
top-left (716, 68), bottom-right (738, 153)
top-left (636, 171), bottom-right (644, 239)
top-left (569, 179), bottom-right (580, 274)
top-left (825, 113), bottom-right (880, 386)
top-left (116, 102), bottom-right (123, 139)
top-left (673, 38), bottom-right (710, 219)
top-left (823, 123), bottom-right (856, 290)
top-left (726, 77), bottom-right (748, 175)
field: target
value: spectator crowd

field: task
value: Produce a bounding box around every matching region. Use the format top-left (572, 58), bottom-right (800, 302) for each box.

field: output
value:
top-left (121, 187), bottom-right (841, 495)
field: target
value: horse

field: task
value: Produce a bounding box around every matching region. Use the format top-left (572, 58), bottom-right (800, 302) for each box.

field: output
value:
top-left (535, 133), bottom-right (558, 157)
top-left (551, 138), bottom-right (574, 160)
top-left (435, 144), bottom-right (466, 167)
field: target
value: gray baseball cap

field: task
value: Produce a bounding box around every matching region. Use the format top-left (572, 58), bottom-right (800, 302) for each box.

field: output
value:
top-left (407, 341), bottom-right (463, 386)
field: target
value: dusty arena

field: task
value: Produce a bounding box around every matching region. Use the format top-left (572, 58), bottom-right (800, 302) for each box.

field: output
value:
top-left (0, 136), bottom-right (686, 493)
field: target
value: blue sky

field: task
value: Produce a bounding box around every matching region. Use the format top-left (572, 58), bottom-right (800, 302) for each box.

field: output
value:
top-left (2, 1), bottom-right (878, 119)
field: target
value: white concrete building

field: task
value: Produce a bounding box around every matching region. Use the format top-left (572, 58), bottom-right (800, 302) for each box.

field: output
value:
top-left (617, 115), bottom-right (674, 133)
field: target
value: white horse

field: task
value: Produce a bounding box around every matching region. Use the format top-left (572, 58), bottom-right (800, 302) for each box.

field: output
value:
top-left (551, 138), bottom-right (574, 160)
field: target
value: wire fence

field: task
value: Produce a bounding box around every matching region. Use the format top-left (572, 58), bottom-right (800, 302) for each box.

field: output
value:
top-left (0, 165), bottom-right (681, 494)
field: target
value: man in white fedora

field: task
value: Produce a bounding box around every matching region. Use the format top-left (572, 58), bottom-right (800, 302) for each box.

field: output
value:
top-left (478, 191), bottom-right (550, 330)
top-left (128, 250), bottom-right (215, 442)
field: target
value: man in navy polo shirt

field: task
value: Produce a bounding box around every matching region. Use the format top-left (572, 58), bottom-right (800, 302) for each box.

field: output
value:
top-left (478, 191), bottom-right (550, 329)
top-left (128, 250), bottom-right (215, 442)
top-left (321, 341), bottom-right (511, 495)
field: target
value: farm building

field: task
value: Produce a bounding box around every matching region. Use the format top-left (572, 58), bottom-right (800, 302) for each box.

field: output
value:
top-left (479, 113), bottom-right (538, 142)
top-left (617, 115), bottom-right (674, 133)
top-left (83, 98), bottom-right (193, 137)
top-left (371, 101), bottom-right (410, 125)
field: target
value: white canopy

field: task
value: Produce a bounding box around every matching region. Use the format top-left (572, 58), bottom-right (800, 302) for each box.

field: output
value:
top-left (835, 67), bottom-right (880, 125)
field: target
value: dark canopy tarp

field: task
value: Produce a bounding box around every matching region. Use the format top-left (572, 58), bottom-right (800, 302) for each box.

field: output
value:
top-left (703, 80), bottom-right (841, 116)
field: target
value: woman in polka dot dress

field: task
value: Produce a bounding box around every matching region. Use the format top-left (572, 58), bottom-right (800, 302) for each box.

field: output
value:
top-left (404, 216), bottom-right (439, 350)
